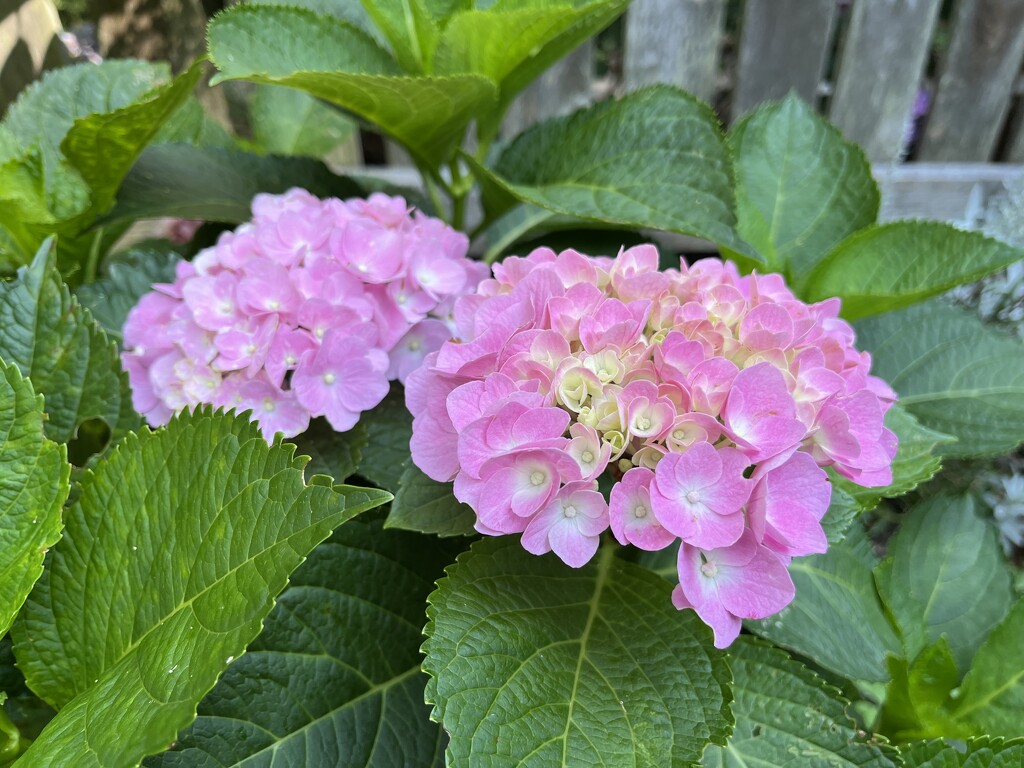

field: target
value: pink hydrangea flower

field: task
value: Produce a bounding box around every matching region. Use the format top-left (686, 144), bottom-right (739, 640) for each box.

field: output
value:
top-left (407, 245), bottom-right (898, 647)
top-left (122, 189), bottom-right (483, 441)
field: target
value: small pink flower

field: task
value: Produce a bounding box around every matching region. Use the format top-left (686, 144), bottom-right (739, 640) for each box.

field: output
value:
top-left (722, 362), bottom-right (807, 463)
top-left (748, 451), bottom-right (830, 557)
top-left (650, 442), bottom-right (751, 549)
top-left (674, 530), bottom-right (795, 648)
top-left (610, 467), bottom-right (675, 551)
top-left (521, 481), bottom-right (609, 567)
top-left (238, 376), bottom-right (310, 438)
top-left (291, 331), bottom-right (389, 432)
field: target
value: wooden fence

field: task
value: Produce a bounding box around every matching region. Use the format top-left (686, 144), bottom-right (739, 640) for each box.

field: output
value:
top-left (5, 0), bottom-right (1024, 230)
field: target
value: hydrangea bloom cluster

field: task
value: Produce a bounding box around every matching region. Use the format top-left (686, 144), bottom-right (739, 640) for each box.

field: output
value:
top-left (122, 189), bottom-right (486, 440)
top-left (407, 245), bottom-right (897, 647)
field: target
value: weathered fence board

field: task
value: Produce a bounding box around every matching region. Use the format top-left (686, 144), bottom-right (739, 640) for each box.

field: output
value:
top-left (502, 41), bottom-right (593, 139)
top-left (0, 0), bottom-right (64, 114)
top-left (917, 0), bottom-right (1024, 162)
top-left (830, 0), bottom-right (942, 164)
top-left (732, 0), bottom-right (837, 120)
top-left (622, 0), bottom-right (725, 102)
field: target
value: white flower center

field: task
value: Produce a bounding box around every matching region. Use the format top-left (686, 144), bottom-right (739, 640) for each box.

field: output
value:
top-left (637, 416), bottom-right (651, 431)
top-left (700, 561), bottom-right (718, 578)
top-left (672, 429), bottom-right (685, 440)
top-left (409, 339), bottom-right (422, 351)
top-left (262, 398), bottom-right (275, 412)
top-left (581, 450), bottom-right (594, 464)
top-left (563, 505), bottom-right (578, 519)
top-left (267, 299), bottom-right (280, 310)
top-left (634, 504), bottom-right (648, 519)
top-left (686, 490), bottom-right (700, 504)
top-left (323, 373), bottom-right (336, 385)
top-left (529, 471), bottom-right (546, 486)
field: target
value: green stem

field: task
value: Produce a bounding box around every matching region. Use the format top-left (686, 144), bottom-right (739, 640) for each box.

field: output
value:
top-left (421, 172), bottom-right (449, 223)
top-left (0, 707), bottom-right (24, 763)
top-left (83, 226), bottom-right (104, 285)
top-left (448, 158), bottom-right (470, 232)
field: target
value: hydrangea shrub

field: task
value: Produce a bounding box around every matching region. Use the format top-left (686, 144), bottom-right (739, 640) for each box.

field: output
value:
top-left (408, 245), bottom-right (897, 645)
top-left (0, 2), bottom-right (1022, 765)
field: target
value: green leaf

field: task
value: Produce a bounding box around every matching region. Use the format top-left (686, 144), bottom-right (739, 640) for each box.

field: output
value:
top-left (0, 239), bottom-right (139, 446)
top-left (250, 85), bottom-right (357, 158)
top-left (834, 405), bottom-right (954, 510)
top-left (900, 737), bottom-right (1024, 767)
top-left (728, 93), bottom-right (879, 278)
top-left (951, 599), bottom-right (1024, 736)
top-left (0, 148), bottom-right (52, 227)
top-left (873, 494), bottom-right (1013, 673)
top-left (110, 144), bottom-right (365, 224)
top-left (423, 538), bottom-right (732, 767)
top-left (147, 517), bottom-right (459, 767)
top-left (748, 526), bottom-right (901, 684)
top-left (435, 0), bottom-right (627, 134)
top-left (208, 5), bottom-right (497, 165)
top-left (11, 408), bottom-right (391, 766)
top-left (0, 360), bottom-right (69, 636)
top-left (480, 202), bottom-right (558, 262)
top-left (361, 0), bottom-right (440, 72)
top-left (803, 222), bottom-right (1023, 319)
top-left (291, 417), bottom-right (368, 482)
top-left (386, 463), bottom-right (477, 536)
top-left (153, 97), bottom-right (235, 148)
top-left (821, 486), bottom-right (862, 544)
top-left (74, 247), bottom-right (181, 343)
top-left (702, 637), bottom-right (898, 768)
top-left (357, 386), bottom-right (413, 493)
top-left (481, 85), bottom-right (757, 259)
top-left (2, 60), bottom-right (168, 201)
top-left (879, 639), bottom-right (969, 742)
top-left (59, 61), bottom-right (204, 223)
top-left (855, 300), bottom-right (1024, 458)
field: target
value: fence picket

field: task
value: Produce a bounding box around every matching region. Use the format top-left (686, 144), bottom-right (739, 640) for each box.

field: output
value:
top-left (829, 0), bottom-right (942, 164)
top-left (502, 41), bottom-right (594, 139)
top-left (917, 0), bottom-right (1024, 162)
top-left (623, 0), bottom-right (725, 102)
top-left (733, 0), bottom-right (837, 120)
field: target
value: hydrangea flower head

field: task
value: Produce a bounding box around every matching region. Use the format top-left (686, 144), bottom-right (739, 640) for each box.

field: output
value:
top-left (407, 246), bottom-right (898, 647)
top-left (123, 189), bottom-right (485, 440)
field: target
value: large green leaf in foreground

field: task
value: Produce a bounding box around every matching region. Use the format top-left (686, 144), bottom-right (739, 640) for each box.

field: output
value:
top-left (482, 85), bottom-right (757, 259)
top-left (11, 409), bottom-right (391, 767)
top-left (423, 538), bottom-right (732, 766)
top-left (728, 94), bottom-right (879, 278)
top-left (0, 361), bottom-right (69, 637)
top-left (855, 300), bottom-right (1024, 458)
top-left (0, 240), bottom-right (138, 445)
top-left (150, 517), bottom-right (461, 767)
top-left (702, 638), bottom-right (897, 768)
